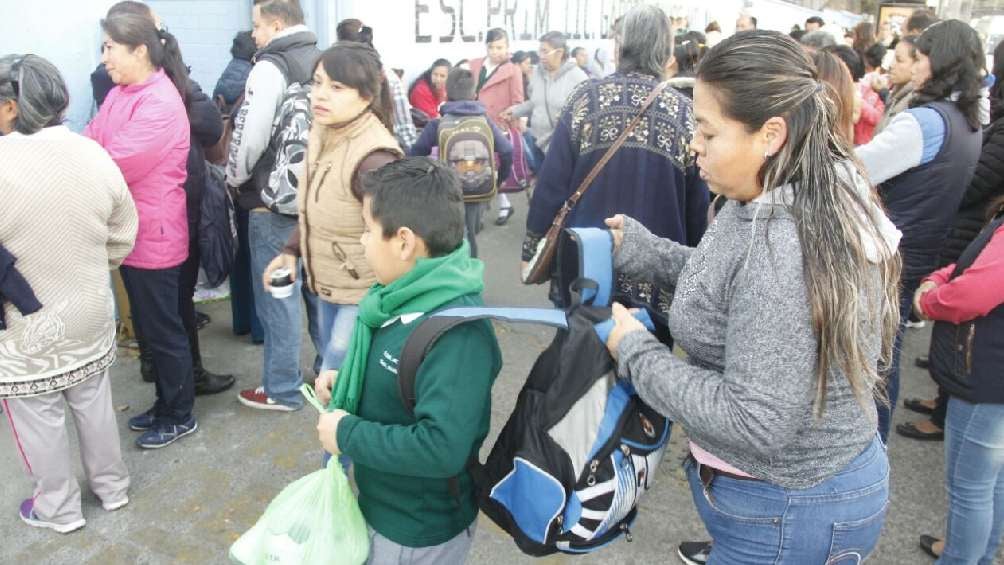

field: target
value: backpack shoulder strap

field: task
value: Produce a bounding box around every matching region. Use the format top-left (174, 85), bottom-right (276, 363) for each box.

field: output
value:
top-left (562, 228), bottom-right (614, 307)
top-left (397, 307), bottom-right (568, 414)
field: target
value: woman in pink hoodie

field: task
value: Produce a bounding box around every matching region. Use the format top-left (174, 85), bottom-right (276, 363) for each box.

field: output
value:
top-left (84, 13), bottom-right (197, 450)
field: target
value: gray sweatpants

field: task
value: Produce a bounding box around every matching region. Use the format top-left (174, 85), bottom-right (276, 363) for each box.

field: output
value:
top-left (366, 521), bottom-right (477, 565)
top-left (3, 369), bottom-right (129, 525)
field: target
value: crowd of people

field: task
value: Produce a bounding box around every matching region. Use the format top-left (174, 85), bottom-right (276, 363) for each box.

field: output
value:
top-left (2, 0), bottom-right (1004, 564)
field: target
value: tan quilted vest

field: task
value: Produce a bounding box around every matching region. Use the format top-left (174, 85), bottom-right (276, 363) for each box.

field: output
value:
top-left (299, 112), bottom-right (402, 303)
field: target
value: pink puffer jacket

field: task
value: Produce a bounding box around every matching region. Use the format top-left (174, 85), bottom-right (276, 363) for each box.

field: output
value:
top-left (84, 69), bottom-right (190, 269)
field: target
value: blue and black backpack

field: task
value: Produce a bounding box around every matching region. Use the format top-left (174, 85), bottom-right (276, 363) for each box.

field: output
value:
top-left (397, 228), bottom-right (672, 556)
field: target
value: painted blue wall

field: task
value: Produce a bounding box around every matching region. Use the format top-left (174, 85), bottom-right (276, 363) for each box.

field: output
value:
top-left (0, 0), bottom-right (333, 132)
top-left (1, 0), bottom-right (116, 131)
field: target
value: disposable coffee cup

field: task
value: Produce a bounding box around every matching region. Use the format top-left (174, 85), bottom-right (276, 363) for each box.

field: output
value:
top-left (269, 268), bottom-right (294, 299)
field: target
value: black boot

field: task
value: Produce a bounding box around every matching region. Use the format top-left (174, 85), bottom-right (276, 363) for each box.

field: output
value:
top-left (193, 364), bottom-right (236, 396)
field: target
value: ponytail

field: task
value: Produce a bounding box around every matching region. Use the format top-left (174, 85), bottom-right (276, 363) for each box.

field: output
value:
top-left (374, 74), bottom-right (394, 131)
top-left (102, 14), bottom-right (190, 109)
top-left (156, 28), bottom-right (191, 109)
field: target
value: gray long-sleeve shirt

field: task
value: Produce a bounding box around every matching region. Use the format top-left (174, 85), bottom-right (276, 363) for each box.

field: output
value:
top-left (614, 196), bottom-right (883, 489)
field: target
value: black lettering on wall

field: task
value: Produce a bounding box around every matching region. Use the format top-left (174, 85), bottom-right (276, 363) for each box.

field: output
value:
top-left (505, 0), bottom-right (518, 39)
top-left (535, 0), bottom-right (549, 38)
top-left (440, 0), bottom-right (457, 42)
top-left (416, 0), bottom-right (432, 42)
top-left (459, 0), bottom-right (477, 41)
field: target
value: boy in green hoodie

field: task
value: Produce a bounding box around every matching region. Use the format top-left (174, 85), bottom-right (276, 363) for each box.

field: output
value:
top-left (314, 157), bottom-right (502, 563)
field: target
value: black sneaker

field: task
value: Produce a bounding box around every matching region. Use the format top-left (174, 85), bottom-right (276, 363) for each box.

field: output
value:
top-left (678, 541), bottom-right (712, 565)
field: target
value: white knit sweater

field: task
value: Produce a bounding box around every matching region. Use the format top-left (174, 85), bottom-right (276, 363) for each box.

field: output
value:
top-left (0, 126), bottom-right (137, 398)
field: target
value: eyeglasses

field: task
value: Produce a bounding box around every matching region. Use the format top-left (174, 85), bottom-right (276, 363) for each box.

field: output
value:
top-left (537, 47), bottom-right (557, 57)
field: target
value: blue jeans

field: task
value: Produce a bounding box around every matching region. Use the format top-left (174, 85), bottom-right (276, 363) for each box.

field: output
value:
top-left (317, 301), bottom-right (359, 372)
top-left (302, 282), bottom-right (323, 375)
top-left (249, 211), bottom-right (304, 408)
top-left (688, 437), bottom-right (888, 564)
top-left (230, 206), bottom-right (264, 342)
top-left (938, 398), bottom-right (1004, 565)
top-left (876, 276), bottom-right (921, 442)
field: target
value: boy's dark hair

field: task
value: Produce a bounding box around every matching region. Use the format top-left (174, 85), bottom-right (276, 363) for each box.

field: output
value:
top-left (336, 18), bottom-right (374, 46)
top-left (254, 0), bottom-right (305, 26)
top-left (863, 42), bottom-right (887, 69)
top-left (446, 68), bottom-right (475, 101)
top-left (486, 28), bottom-right (508, 44)
top-left (825, 44), bottom-right (865, 81)
top-left (361, 158), bottom-right (465, 258)
top-left (906, 9), bottom-right (938, 35)
top-left (806, 16), bottom-right (824, 27)
top-left (231, 31), bottom-right (256, 61)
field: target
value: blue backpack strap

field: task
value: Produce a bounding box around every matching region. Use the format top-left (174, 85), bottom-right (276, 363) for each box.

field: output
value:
top-left (397, 307), bottom-right (568, 414)
top-left (564, 228), bottom-right (614, 307)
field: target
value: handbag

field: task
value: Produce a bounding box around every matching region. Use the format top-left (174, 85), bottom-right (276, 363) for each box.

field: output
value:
top-left (522, 81), bottom-right (669, 285)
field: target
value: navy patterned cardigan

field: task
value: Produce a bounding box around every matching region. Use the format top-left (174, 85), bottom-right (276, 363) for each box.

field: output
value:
top-left (523, 72), bottom-right (710, 325)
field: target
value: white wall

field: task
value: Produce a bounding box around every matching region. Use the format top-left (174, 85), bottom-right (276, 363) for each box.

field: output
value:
top-left (0, 0), bottom-right (117, 131)
top-left (327, 0), bottom-right (627, 85)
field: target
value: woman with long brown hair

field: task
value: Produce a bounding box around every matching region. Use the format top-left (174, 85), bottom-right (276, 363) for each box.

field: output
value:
top-left (813, 49), bottom-right (856, 145)
top-left (604, 30), bottom-right (901, 563)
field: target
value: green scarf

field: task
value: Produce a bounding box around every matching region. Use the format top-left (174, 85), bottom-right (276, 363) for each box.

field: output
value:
top-left (328, 241), bottom-right (484, 413)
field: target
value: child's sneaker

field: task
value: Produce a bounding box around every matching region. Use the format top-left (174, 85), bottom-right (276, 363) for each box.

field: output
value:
top-left (101, 496), bottom-right (129, 512)
top-left (135, 416), bottom-right (198, 449)
top-left (128, 409), bottom-right (155, 431)
top-left (238, 387), bottom-right (300, 411)
top-left (19, 499), bottom-right (85, 533)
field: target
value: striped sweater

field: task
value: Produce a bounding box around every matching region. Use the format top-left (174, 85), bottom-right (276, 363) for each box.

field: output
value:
top-left (0, 126), bottom-right (138, 398)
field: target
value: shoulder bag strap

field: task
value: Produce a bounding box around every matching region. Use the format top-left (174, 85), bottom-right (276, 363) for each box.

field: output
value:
top-left (552, 81), bottom-right (669, 223)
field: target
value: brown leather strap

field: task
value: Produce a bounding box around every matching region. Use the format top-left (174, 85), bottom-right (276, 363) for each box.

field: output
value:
top-left (561, 81), bottom-right (670, 215)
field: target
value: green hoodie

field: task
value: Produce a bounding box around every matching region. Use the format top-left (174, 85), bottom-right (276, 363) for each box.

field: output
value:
top-left (336, 293), bottom-right (502, 547)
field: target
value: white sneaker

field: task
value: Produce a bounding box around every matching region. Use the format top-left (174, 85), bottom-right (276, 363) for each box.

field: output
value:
top-left (238, 387), bottom-right (300, 412)
top-left (102, 496), bottom-right (129, 512)
top-left (905, 320), bottom-right (927, 329)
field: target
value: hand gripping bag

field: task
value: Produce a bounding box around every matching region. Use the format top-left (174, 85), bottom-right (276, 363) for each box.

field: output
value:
top-left (230, 387), bottom-right (368, 565)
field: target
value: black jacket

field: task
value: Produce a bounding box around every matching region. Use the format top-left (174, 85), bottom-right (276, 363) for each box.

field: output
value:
top-left (184, 81), bottom-right (224, 239)
top-left (0, 245), bottom-right (41, 330)
top-left (930, 212), bottom-right (1004, 404)
top-left (212, 58), bottom-right (252, 108)
top-left (939, 117), bottom-right (1004, 266)
top-left (90, 64), bottom-right (115, 109)
top-left (879, 101), bottom-right (982, 282)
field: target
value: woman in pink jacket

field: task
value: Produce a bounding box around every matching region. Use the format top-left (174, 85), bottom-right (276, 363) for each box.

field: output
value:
top-left (470, 28), bottom-right (525, 225)
top-left (84, 13), bottom-right (197, 450)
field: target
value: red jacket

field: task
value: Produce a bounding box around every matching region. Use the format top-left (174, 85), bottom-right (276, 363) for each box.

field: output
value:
top-left (854, 81), bottom-right (884, 146)
top-left (920, 222), bottom-right (1004, 324)
top-left (409, 79), bottom-right (445, 120)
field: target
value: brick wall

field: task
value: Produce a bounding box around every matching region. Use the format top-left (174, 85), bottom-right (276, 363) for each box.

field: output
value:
top-left (147, 0), bottom-right (252, 96)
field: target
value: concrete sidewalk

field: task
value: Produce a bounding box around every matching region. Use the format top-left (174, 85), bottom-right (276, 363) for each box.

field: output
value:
top-left (0, 205), bottom-right (987, 564)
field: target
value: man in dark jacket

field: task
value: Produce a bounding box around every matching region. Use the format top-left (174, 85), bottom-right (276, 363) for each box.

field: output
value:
top-left (212, 31), bottom-right (255, 110)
